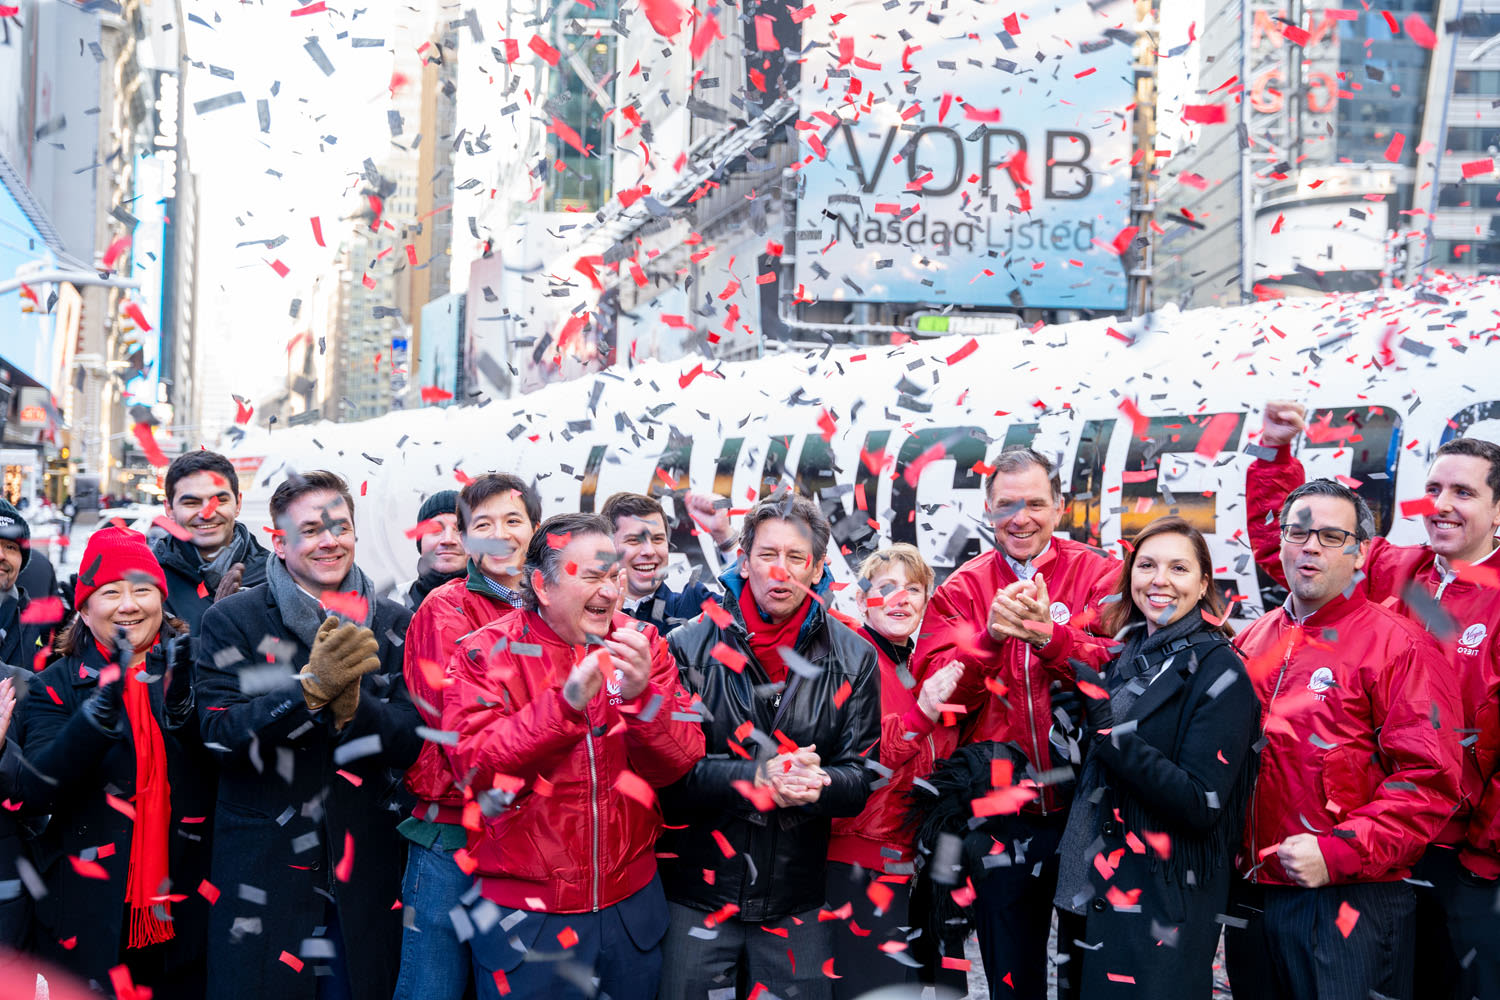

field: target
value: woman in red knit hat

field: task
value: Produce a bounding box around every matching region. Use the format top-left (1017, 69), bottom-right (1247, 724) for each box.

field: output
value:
top-left (17, 526), bottom-right (215, 998)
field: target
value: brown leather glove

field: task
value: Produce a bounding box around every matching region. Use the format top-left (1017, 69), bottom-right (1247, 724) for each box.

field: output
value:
top-left (301, 617), bottom-right (380, 712)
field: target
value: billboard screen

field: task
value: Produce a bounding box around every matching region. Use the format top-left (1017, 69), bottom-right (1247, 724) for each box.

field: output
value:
top-left (419, 293), bottom-right (464, 404)
top-left (792, 0), bottom-right (1136, 311)
top-left (124, 151), bottom-right (171, 408)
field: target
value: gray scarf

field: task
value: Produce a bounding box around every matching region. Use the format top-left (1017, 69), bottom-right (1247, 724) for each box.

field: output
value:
top-left (267, 554), bottom-right (377, 648)
top-left (1054, 609), bottom-right (1209, 914)
top-left (199, 523), bottom-right (254, 593)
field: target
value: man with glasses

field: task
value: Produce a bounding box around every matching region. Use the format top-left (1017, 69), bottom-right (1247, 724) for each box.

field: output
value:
top-left (1227, 477), bottom-right (1461, 1000)
top-left (1248, 403), bottom-right (1500, 999)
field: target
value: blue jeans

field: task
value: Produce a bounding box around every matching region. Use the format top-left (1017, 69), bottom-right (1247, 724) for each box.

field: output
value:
top-left (392, 841), bottom-right (477, 1000)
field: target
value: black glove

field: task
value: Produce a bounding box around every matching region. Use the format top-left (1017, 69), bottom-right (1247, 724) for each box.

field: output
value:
top-left (82, 666), bottom-right (127, 738)
top-left (164, 634), bottom-right (195, 727)
top-left (1073, 662), bottom-right (1114, 738)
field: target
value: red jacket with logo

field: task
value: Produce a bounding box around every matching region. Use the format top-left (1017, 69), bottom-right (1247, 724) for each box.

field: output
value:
top-left (911, 537), bottom-right (1118, 814)
top-left (443, 609), bottom-right (704, 913)
top-left (1250, 446), bottom-right (1500, 877)
top-left (830, 627), bottom-right (960, 871)
top-left (401, 576), bottom-right (519, 824)
top-left (1235, 589), bottom-right (1461, 885)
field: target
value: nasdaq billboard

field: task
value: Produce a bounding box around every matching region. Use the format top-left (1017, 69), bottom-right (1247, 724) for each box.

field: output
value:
top-left (793, 0), bottom-right (1137, 310)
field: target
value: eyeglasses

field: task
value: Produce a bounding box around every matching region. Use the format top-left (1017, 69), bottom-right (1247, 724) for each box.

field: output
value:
top-left (1280, 524), bottom-right (1359, 548)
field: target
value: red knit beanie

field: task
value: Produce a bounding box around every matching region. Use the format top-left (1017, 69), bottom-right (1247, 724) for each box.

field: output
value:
top-left (75, 526), bottom-right (169, 609)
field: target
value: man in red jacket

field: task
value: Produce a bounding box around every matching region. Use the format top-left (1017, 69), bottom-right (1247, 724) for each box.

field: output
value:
top-left (443, 512), bottom-right (705, 999)
top-left (911, 446), bottom-right (1117, 1000)
top-left (1249, 402), bottom-right (1500, 999)
top-left (394, 473), bottom-right (539, 1000)
top-left (1227, 477), bottom-right (1462, 1000)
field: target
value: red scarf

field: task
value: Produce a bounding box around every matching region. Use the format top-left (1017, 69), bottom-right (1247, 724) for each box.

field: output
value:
top-left (93, 638), bottom-right (175, 949)
top-left (738, 585), bottom-right (813, 685)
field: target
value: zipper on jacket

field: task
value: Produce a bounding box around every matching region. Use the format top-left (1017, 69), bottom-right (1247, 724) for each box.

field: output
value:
top-left (585, 711), bottom-right (601, 912)
top-left (1022, 645), bottom-right (1047, 816)
top-left (1249, 637), bottom-right (1296, 883)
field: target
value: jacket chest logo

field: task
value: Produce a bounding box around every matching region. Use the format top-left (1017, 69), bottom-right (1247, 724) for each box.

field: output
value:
top-left (1458, 623), bottom-right (1487, 654)
top-left (1307, 666), bottom-right (1335, 699)
top-left (606, 666), bottom-right (624, 704)
top-left (1049, 601), bottom-right (1071, 624)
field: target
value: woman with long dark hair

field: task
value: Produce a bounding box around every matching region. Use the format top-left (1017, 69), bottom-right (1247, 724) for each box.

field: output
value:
top-left (1037, 516), bottom-right (1260, 998)
top-left (19, 527), bottom-right (214, 998)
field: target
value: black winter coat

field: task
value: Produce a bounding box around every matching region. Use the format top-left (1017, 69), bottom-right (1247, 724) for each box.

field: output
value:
top-left (1060, 631), bottom-right (1260, 999)
top-left (151, 526), bottom-right (271, 635)
top-left (0, 663), bottom-right (33, 952)
top-left (659, 574), bottom-right (881, 921)
top-left (194, 582), bottom-right (420, 1000)
top-left (0, 587), bottom-right (54, 672)
top-left (18, 634), bottom-right (217, 996)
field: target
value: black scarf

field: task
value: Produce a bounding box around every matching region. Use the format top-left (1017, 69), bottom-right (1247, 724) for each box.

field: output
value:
top-left (1054, 609), bottom-right (1214, 913)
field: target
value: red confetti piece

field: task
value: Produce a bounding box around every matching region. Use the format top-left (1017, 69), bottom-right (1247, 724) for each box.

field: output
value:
top-left (550, 116), bottom-right (587, 155)
top-left (122, 300), bottom-right (152, 332)
top-left (19, 596), bottom-right (64, 624)
top-left (1143, 831), bottom-right (1172, 859)
top-left (1271, 213), bottom-right (1284, 234)
top-left (492, 969), bottom-right (511, 995)
top-left (1404, 13), bottom-right (1437, 47)
top-left (1003, 11), bottom-right (1020, 33)
top-left (320, 591), bottom-right (369, 621)
top-left (1384, 132), bottom-right (1405, 163)
top-left (1106, 973), bottom-right (1138, 984)
top-left (822, 957), bottom-right (840, 978)
top-left (972, 785), bottom-right (1037, 817)
top-left (942, 956), bottom-right (972, 971)
top-left (832, 680), bottom-right (852, 708)
top-left (151, 514), bottom-right (193, 542)
top-left (789, 4), bottom-right (816, 23)
top-left (1399, 497), bottom-right (1438, 518)
top-left (1282, 24), bottom-right (1310, 45)
top-left (1193, 412), bottom-right (1239, 459)
top-left (710, 641), bottom-right (747, 673)
top-left (334, 830), bottom-right (354, 882)
top-left (1462, 157), bottom-right (1494, 179)
top-left (198, 879), bottom-right (220, 904)
top-left (290, 1), bottom-right (326, 14)
top-left (946, 338), bottom-right (979, 365)
top-left (755, 13), bottom-right (779, 50)
top-left (642, 0), bottom-right (688, 38)
top-left (711, 829), bottom-right (735, 858)
top-left (679, 362), bottom-right (705, 388)
top-left (1336, 901), bottom-right (1360, 938)
top-left (528, 34), bottom-right (560, 65)
top-left (420, 386), bottom-right (454, 404)
top-left (558, 925), bottom-right (579, 949)
top-left (615, 770), bottom-right (657, 810)
top-left (279, 951), bottom-right (305, 973)
top-left (689, 15), bottom-right (724, 60)
top-left (866, 881), bottom-right (893, 911)
top-left (1117, 398), bottom-right (1149, 438)
top-left (102, 234), bottom-right (132, 270)
top-left (268, 259), bottom-right (290, 278)
top-left (68, 856), bottom-right (109, 880)
top-left (1182, 104), bottom-right (1227, 124)
top-left (132, 423), bottom-right (169, 467)
top-left (108, 966), bottom-right (139, 1000)
top-left (701, 599), bottom-right (733, 628)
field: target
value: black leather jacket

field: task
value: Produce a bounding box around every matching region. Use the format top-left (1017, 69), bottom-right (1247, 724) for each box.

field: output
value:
top-left (659, 573), bottom-right (881, 921)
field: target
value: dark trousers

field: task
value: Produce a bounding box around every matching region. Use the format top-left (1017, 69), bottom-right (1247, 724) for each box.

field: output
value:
top-left (469, 877), bottom-right (668, 1000)
top-left (823, 861), bottom-right (967, 1000)
top-left (972, 813), bottom-right (1065, 1000)
top-left (658, 902), bottom-right (833, 1000)
top-left (1228, 880), bottom-right (1415, 1000)
top-left (1412, 846), bottom-right (1500, 1000)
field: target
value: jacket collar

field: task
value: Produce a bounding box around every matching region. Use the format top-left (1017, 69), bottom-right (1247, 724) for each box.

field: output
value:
top-left (1432, 537), bottom-right (1500, 587)
top-left (1281, 585), bottom-right (1367, 630)
top-left (717, 565), bottom-right (831, 648)
top-left (522, 606), bottom-right (633, 657)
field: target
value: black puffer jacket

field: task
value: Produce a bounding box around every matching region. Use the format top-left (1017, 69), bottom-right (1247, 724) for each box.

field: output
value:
top-left (659, 571), bottom-right (881, 921)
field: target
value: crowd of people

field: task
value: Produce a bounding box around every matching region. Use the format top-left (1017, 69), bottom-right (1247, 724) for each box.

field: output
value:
top-left (0, 399), bottom-right (1493, 1000)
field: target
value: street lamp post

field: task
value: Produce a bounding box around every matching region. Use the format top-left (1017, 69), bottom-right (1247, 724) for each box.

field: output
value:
top-left (0, 270), bottom-right (141, 296)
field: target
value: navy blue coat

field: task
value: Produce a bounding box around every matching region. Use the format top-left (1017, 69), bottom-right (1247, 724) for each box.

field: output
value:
top-left (194, 581), bottom-right (420, 1000)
